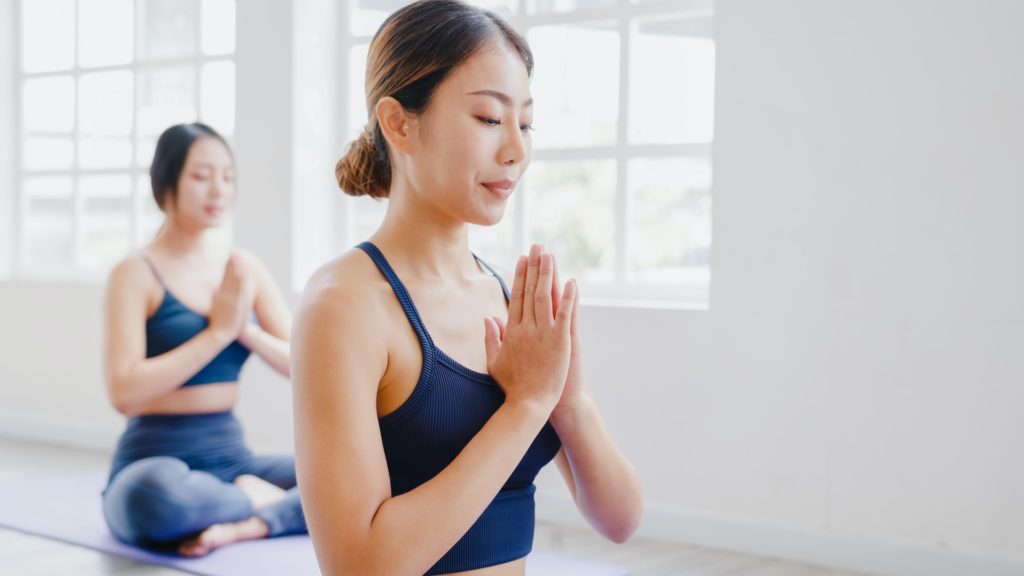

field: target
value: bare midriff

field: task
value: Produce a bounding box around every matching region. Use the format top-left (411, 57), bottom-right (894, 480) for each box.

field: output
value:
top-left (134, 382), bottom-right (239, 416)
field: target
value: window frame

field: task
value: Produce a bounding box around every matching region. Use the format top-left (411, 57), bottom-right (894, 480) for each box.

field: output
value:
top-left (13, 0), bottom-right (237, 283)
top-left (334, 0), bottom-right (714, 308)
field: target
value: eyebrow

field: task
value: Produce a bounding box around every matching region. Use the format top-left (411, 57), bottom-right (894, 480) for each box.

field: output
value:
top-left (466, 90), bottom-right (533, 108)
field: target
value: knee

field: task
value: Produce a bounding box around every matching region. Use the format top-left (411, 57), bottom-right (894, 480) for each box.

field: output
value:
top-left (104, 457), bottom-right (192, 544)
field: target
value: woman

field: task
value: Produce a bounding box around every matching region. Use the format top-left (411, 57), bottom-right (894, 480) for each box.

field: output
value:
top-left (102, 122), bottom-right (306, 556)
top-left (293, 1), bottom-right (643, 574)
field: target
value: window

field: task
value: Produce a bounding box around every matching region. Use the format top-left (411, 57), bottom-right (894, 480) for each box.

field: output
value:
top-left (14, 0), bottom-right (237, 280)
top-left (338, 0), bottom-right (715, 306)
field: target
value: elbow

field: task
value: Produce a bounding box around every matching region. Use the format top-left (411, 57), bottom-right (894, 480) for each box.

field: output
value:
top-left (606, 513), bottom-right (641, 544)
top-left (600, 495), bottom-right (644, 544)
top-left (107, 381), bottom-right (137, 416)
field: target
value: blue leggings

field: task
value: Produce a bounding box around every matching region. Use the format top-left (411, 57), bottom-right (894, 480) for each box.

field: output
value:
top-left (102, 411), bottom-right (306, 549)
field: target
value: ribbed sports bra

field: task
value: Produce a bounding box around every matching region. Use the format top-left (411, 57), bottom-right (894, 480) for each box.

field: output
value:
top-left (357, 242), bottom-right (561, 575)
top-left (142, 256), bottom-right (251, 387)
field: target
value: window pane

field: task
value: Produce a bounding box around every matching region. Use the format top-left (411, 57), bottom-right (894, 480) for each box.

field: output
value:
top-left (348, 44), bottom-right (369, 141)
top-left (528, 0), bottom-right (615, 14)
top-left (80, 175), bottom-right (133, 269)
top-left (139, 0), bottom-right (198, 60)
top-left (23, 76), bottom-right (75, 133)
top-left (79, 137), bottom-right (133, 169)
top-left (24, 177), bottom-right (74, 269)
top-left (628, 156), bottom-right (711, 283)
top-left (79, 71), bottom-right (134, 136)
top-left (629, 14), bottom-right (715, 144)
top-left (529, 22), bottom-right (619, 149)
top-left (138, 66), bottom-right (198, 165)
top-left (137, 175), bottom-right (164, 245)
top-left (525, 160), bottom-right (615, 283)
top-left (200, 61), bottom-right (235, 133)
top-left (24, 137), bottom-right (74, 171)
top-left (351, 0), bottom-right (409, 37)
top-left (21, 0), bottom-right (75, 73)
top-left (79, 0), bottom-right (134, 67)
top-left (201, 0), bottom-right (236, 55)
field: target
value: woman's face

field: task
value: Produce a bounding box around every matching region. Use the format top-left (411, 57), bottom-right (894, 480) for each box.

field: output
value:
top-left (404, 42), bottom-right (533, 226)
top-left (167, 136), bottom-right (235, 229)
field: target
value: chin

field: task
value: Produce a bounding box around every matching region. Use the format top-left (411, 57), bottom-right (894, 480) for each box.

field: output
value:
top-left (472, 205), bottom-right (507, 227)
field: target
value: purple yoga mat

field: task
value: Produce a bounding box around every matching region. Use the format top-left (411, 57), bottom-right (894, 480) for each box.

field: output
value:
top-left (0, 471), bottom-right (628, 576)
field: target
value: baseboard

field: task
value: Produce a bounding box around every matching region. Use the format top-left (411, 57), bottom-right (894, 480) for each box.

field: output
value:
top-left (535, 492), bottom-right (1024, 576)
top-left (0, 411), bottom-right (119, 453)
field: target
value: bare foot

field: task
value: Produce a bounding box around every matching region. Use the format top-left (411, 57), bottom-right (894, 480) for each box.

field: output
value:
top-left (178, 516), bottom-right (270, 557)
top-left (233, 474), bottom-right (286, 510)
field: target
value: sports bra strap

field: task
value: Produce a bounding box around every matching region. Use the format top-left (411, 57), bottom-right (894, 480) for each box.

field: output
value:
top-left (472, 254), bottom-right (511, 304)
top-left (141, 254), bottom-right (168, 288)
top-left (356, 242), bottom-right (435, 349)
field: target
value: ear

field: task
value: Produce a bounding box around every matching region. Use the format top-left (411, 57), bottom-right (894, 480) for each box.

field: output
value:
top-left (375, 96), bottom-right (415, 156)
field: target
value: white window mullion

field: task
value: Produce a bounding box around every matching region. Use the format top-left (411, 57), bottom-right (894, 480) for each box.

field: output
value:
top-left (130, 0), bottom-right (142, 248)
top-left (335, 0), bottom-right (353, 251)
top-left (71, 0), bottom-right (83, 272)
top-left (11, 0), bottom-right (24, 278)
top-left (614, 12), bottom-right (630, 288)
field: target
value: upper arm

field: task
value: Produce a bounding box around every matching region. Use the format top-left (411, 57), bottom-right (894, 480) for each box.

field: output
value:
top-left (103, 258), bottom-right (151, 395)
top-left (240, 250), bottom-right (292, 340)
top-left (291, 268), bottom-right (392, 571)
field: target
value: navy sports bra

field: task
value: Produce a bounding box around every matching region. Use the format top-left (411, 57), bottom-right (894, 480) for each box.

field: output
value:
top-left (142, 256), bottom-right (251, 387)
top-left (357, 242), bottom-right (561, 575)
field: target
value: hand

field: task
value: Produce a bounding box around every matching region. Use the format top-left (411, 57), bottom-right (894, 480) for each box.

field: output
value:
top-left (553, 273), bottom-right (587, 417)
top-left (208, 252), bottom-right (255, 344)
top-left (483, 244), bottom-right (576, 414)
top-left (539, 254), bottom-right (587, 418)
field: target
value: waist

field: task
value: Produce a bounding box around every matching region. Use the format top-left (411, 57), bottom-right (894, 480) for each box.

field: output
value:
top-left (427, 484), bottom-right (537, 575)
top-left (110, 410), bottom-right (249, 480)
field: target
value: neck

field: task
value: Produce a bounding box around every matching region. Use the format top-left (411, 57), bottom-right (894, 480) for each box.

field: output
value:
top-left (152, 216), bottom-right (208, 257)
top-left (370, 184), bottom-right (480, 282)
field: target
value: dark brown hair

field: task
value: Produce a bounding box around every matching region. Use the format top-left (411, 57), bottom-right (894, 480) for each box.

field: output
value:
top-left (335, 0), bottom-right (533, 199)
top-left (150, 122), bottom-right (232, 210)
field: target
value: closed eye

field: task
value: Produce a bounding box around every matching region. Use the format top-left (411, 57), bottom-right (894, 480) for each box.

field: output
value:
top-left (478, 117), bottom-right (535, 133)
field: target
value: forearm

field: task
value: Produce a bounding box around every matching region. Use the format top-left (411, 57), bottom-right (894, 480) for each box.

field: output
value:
top-left (110, 329), bottom-right (231, 414)
top-left (354, 400), bottom-right (551, 574)
top-left (241, 324), bottom-right (290, 377)
top-left (551, 392), bottom-right (643, 543)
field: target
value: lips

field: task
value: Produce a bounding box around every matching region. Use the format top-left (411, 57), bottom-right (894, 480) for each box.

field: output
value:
top-left (205, 205), bottom-right (225, 216)
top-left (481, 180), bottom-right (515, 199)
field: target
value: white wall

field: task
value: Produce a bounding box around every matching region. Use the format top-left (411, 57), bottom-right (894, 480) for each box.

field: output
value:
top-left (2, 1), bottom-right (1023, 575)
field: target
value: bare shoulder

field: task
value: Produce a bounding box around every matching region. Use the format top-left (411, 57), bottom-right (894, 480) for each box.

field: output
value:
top-left (231, 247), bottom-right (273, 281)
top-left (295, 248), bottom-right (393, 347)
top-left (107, 253), bottom-right (156, 294)
top-left (292, 248), bottom-right (395, 399)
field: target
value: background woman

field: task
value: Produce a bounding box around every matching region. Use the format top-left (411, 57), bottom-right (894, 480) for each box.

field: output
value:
top-left (102, 122), bottom-right (305, 556)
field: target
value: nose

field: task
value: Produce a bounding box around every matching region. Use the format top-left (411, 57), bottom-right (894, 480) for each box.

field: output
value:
top-left (500, 123), bottom-right (528, 167)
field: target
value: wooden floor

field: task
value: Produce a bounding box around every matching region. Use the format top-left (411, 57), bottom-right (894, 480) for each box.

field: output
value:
top-left (0, 436), bottom-right (872, 576)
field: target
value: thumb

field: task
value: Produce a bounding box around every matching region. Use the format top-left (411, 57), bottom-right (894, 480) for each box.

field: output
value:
top-left (483, 317), bottom-right (501, 367)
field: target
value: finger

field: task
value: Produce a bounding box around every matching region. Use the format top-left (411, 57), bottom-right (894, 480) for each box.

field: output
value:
top-left (507, 255), bottom-right (527, 325)
top-left (492, 315), bottom-right (507, 340)
top-left (483, 317), bottom-right (501, 367)
top-left (535, 253), bottom-right (555, 326)
top-left (550, 253), bottom-right (561, 320)
top-left (523, 244), bottom-right (541, 325)
top-left (570, 279), bottom-right (580, 340)
top-left (555, 279), bottom-right (575, 336)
